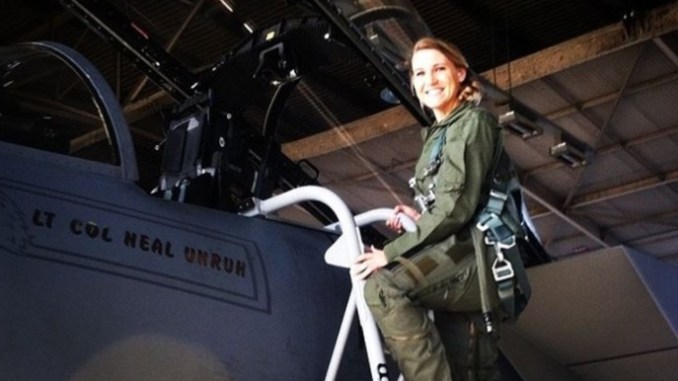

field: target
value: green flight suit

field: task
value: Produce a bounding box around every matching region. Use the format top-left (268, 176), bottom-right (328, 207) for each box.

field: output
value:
top-left (364, 102), bottom-right (502, 381)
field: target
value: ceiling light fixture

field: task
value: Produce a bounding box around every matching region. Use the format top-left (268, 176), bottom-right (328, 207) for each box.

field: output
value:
top-left (549, 140), bottom-right (588, 168)
top-left (243, 22), bottom-right (254, 34)
top-left (498, 109), bottom-right (542, 139)
top-left (219, 0), bottom-right (234, 13)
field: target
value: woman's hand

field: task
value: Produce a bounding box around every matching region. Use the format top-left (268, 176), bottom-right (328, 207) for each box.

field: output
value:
top-left (385, 204), bottom-right (421, 233)
top-left (351, 246), bottom-right (388, 280)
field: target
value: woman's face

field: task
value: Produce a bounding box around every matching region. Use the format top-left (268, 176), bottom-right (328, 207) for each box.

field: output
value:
top-left (411, 48), bottom-right (467, 121)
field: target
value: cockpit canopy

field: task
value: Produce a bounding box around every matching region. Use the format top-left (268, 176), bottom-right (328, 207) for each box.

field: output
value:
top-left (1, 44), bottom-right (115, 164)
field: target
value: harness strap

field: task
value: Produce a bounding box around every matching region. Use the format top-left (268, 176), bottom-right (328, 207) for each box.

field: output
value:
top-left (473, 221), bottom-right (522, 324)
top-left (471, 228), bottom-right (496, 334)
top-left (429, 128), bottom-right (447, 165)
top-left (471, 130), bottom-right (535, 326)
top-left (500, 243), bottom-right (531, 320)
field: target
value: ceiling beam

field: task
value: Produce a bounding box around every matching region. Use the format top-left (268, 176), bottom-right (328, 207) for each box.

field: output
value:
top-left (521, 185), bottom-right (613, 248)
top-left (569, 169), bottom-right (678, 209)
top-left (123, 90), bottom-right (176, 127)
top-left (561, 42), bottom-right (646, 208)
top-left (16, 93), bottom-right (100, 125)
top-left (540, 208), bottom-right (678, 253)
top-left (305, 107), bottom-right (678, 189)
top-left (66, 90), bottom-right (170, 151)
top-left (283, 2), bottom-right (678, 160)
top-left (323, 158), bottom-right (415, 186)
top-left (323, 126), bottom-right (678, 227)
top-left (543, 70), bottom-right (678, 125)
top-left (69, 62), bottom-right (228, 150)
top-left (69, 128), bottom-right (108, 153)
top-left (523, 86), bottom-right (678, 177)
top-left (530, 168), bottom-right (678, 220)
top-left (281, 105), bottom-right (419, 161)
top-left (483, 1), bottom-right (678, 90)
top-left (653, 35), bottom-right (678, 67)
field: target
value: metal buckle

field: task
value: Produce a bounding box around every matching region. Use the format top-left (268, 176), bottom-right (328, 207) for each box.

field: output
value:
top-left (492, 257), bottom-right (515, 282)
top-left (489, 189), bottom-right (508, 202)
top-left (476, 213), bottom-right (501, 232)
top-left (484, 235), bottom-right (516, 282)
top-left (484, 235), bottom-right (516, 250)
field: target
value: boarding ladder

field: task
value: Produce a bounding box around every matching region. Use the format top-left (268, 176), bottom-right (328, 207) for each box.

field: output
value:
top-left (243, 185), bottom-right (416, 381)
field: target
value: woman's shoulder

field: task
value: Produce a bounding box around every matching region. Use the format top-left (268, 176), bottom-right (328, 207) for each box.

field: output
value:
top-left (460, 103), bottom-right (497, 125)
top-left (452, 104), bottom-right (498, 140)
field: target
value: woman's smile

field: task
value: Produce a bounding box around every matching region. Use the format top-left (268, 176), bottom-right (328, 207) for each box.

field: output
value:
top-left (411, 48), bottom-right (466, 120)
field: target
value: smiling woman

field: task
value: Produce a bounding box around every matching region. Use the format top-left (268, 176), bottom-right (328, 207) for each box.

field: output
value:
top-left (351, 36), bottom-right (508, 381)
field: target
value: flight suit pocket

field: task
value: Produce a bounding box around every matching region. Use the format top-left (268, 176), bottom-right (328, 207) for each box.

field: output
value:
top-left (437, 140), bottom-right (466, 192)
top-left (364, 271), bottom-right (402, 313)
top-left (414, 263), bottom-right (475, 311)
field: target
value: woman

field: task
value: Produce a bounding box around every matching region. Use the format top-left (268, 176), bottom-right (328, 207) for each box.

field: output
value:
top-left (352, 37), bottom-right (502, 380)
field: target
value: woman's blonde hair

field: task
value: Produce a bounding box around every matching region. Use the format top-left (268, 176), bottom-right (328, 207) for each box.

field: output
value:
top-left (409, 37), bottom-right (483, 105)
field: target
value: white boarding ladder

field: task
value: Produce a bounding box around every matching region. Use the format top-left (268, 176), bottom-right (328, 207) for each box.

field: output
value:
top-left (242, 185), bottom-right (415, 381)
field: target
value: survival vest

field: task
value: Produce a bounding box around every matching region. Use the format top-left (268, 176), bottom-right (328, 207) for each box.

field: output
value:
top-left (416, 123), bottom-right (546, 332)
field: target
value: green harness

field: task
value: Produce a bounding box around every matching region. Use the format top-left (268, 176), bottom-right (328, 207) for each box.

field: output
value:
top-left (472, 146), bottom-right (534, 333)
top-left (419, 125), bottom-right (539, 333)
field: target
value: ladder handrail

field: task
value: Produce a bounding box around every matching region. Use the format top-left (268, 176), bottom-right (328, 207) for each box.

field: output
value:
top-left (323, 207), bottom-right (416, 381)
top-left (324, 208), bottom-right (417, 233)
top-left (241, 185), bottom-right (390, 381)
top-left (324, 208), bottom-right (416, 269)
